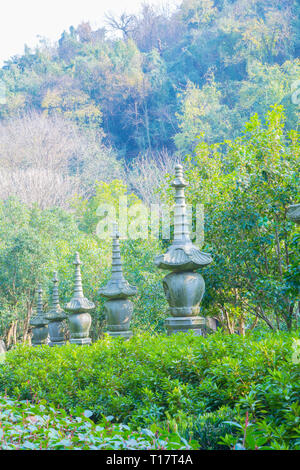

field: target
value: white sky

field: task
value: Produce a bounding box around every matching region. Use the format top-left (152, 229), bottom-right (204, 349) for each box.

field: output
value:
top-left (0, 0), bottom-right (180, 65)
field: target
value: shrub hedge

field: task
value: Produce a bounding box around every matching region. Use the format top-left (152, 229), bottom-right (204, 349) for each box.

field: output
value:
top-left (0, 331), bottom-right (299, 449)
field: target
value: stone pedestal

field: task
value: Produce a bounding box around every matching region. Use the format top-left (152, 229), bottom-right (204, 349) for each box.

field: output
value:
top-left (165, 316), bottom-right (206, 335)
top-left (48, 321), bottom-right (65, 346)
top-left (163, 271), bottom-right (205, 316)
top-left (163, 271), bottom-right (206, 335)
top-left (65, 253), bottom-right (94, 345)
top-left (69, 312), bottom-right (92, 345)
top-left (32, 325), bottom-right (49, 346)
top-left (104, 299), bottom-right (133, 338)
top-left (99, 226), bottom-right (137, 339)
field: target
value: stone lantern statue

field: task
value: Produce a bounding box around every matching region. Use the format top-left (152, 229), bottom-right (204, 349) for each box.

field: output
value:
top-left (99, 226), bottom-right (137, 338)
top-left (65, 252), bottom-right (94, 345)
top-left (30, 285), bottom-right (49, 346)
top-left (287, 204), bottom-right (300, 225)
top-left (155, 164), bottom-right (213, 335)
top-left (45, 272), bottom-right (67, 346)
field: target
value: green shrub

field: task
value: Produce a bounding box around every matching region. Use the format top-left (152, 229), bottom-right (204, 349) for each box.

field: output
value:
top-left (0, 330), bottom-right (298, 449)
top-left (0, 394), bottom-right (195, 450)
top-left (171, 406), bottom-right (239, 450)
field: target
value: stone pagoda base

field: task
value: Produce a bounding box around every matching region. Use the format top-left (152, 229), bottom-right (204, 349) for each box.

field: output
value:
top-left (107, 330), bottom-right (133, 339)
top-left (165, 316), bottom-right (206, 336)
top-left (49, 340), bottom-right (65, 347)
top-left (69, 337), bottom-right (91, 345)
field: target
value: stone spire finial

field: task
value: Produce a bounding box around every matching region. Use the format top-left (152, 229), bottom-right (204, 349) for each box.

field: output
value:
top-left (37, 284), bottom-right (43, 314)
top-left (99, 224), bottom-right (137, 299)
top-left (45, 272), bottom-right (67, 322)
top-left (52, 272), bottom-right (59, 307)
top-left (65, 252), bottom-right (95, 313)
top-left (172, 164), bottom-right (191, 244)
top-left (45, 272), bottom-right (67, 346)
top-left (30, 284), bottom-right (49, 346)
top-left (111, 225), bottom-right (126, 282)
top-left (30, 284), bottom-right (48, 328)
top-left (155, 165), bottom-right (213, 271)
top-left (73, 252), bottom-right (84, 297)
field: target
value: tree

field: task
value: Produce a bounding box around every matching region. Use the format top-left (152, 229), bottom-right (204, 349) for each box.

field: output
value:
top-left (185, 105), bottom-right (299, 333)
top-left (104, 12), bottom-right (137, 39)
top-left (0, 112), bottom-right (121, 207)
top-left (174, 78), bottom-right (237, 154)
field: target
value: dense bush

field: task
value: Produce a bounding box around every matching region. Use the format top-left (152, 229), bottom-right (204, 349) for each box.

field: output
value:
top-left (0, 395), bottom-right (194, 450)
top-left (0, 331), bottom-right (299, 449)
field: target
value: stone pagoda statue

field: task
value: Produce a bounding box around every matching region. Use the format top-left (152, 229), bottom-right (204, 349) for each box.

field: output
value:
top-left (65, 252), bottom-right (94, 345)
top-left (30, 285), bottom-right (49, 346)
top-left (99, 225), bottom-right (137, 339)
top-left (45, 272), bottom-right (67, 346)
top-left (155, 164), bottom-right (213, 335)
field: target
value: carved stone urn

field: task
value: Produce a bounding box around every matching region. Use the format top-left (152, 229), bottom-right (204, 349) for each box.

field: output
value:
top-left (45, 272), bottom-right (67, 346)
top-left (65, 252), bottom-right (94, 345)
top-left (98, 226), bottom-right (137, 339)
top-left (155, 164), bottom-right (213, 335)
top-left (30, 285), bottom-right (49, 346)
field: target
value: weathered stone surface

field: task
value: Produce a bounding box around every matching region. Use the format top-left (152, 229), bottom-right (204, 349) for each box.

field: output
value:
top-left (0, 340), bottom-right (6, 354)
top-left (104, 299), bottom-right (133, 336)
top-left (99, 226), bottom-right (136, 339)
top-left (65, 252), bottom-right (94, 345)
top-left (205, 317), bottom-right (219, 332)
top-left (155, 164), bottom-right (213, 336)
top-left (30, 285), bottom-right (49, 346)
top-left (163, 271), bottom-right (205, 317)
top-left (287, 204), bottom-right (300, 225)
top-left (45, 272), bottom-right (67, 346)
top-left (48, 321), bottom-right (66, 346)
top-left (165, 316), bottom-right (206, 335)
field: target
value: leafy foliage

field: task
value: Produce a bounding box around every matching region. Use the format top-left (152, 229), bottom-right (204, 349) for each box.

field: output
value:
top-left (184, 105), bottom-right (299, 332)
top-left (0, 394), bottom-right (195, 450)
top-left (0, 1), bottom-right (299, 157)
top-left (0, 330), bottom-right (299, 449)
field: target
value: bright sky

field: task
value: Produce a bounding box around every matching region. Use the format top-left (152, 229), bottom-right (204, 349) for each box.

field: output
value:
top-left (0, 0), bottom-right (180, 65)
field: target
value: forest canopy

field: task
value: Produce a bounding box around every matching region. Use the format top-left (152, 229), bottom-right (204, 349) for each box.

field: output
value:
top-left (0, 0), bottom-right (299, 163)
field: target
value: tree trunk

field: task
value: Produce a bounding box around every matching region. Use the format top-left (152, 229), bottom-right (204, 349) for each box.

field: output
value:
top-left (248, 315), bottom-right (258, 331)
top-left (6, 320), bottom-right (17, 348)
top-left (13, 320), bottom-right (18, 345)
top-left (223, 307), bottom-right (235, 334)
top-left (23, 304), bottom-right (32, 344)
top-left (238, 316), bottom-right (246, 336)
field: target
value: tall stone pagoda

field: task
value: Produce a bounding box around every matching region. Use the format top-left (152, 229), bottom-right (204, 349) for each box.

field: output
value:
top-left (155, 164), bottom-right (213, 335)
top-left (30, 285), bottom-right (49, 346)
top-left (45, 272), bottom-right (67, 346)
top-left (98, 225), bottom-right (137, 338)
top-left (65, 252), bottom-right (94, 345)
